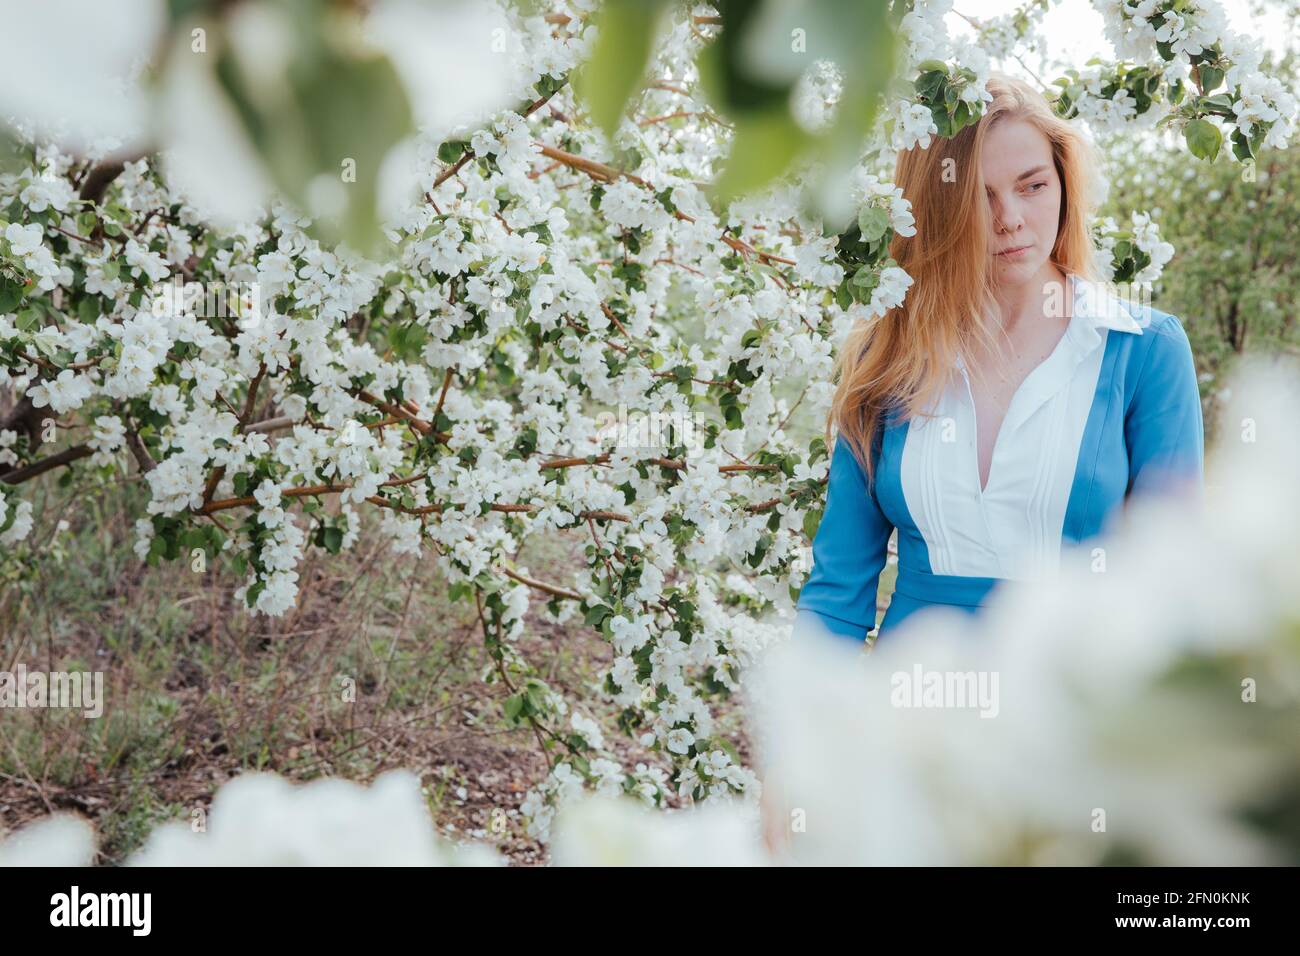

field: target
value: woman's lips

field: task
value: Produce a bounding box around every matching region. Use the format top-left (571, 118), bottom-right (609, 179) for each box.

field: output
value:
top-left (996, 245), bottom-right (1031, 259)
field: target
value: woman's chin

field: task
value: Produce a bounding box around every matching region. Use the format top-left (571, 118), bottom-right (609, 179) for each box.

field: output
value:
top-left (992, 253), bottom-right (1042, 278)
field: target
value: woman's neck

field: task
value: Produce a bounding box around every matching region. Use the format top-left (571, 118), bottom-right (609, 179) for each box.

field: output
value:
top-left (991, 261), bottom-right (1070, 336)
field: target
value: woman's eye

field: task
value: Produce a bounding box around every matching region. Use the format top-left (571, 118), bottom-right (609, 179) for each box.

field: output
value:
top-left (1025, 182), bottom-right (1047, 193)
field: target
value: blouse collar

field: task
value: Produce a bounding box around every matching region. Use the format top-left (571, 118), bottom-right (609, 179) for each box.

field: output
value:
top-left (954, 273), bottom-right (1145, 374)
top-left (951, 273), bottom-right (1146, 437)
top-left (1069, 273), bottom-right (1147, 337)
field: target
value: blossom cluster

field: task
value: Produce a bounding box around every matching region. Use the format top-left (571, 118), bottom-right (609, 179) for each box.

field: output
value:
top-left (1082, 0), bottom-right (1297, 155)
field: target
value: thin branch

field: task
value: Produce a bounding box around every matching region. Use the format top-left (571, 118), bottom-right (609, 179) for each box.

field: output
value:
top-left (240, 363), bottom-right (267, 425)
top-left (125, 427), bottom-right (156, 474)
top-left (78, 151), bottom-right (146, 206)
top-left (499, 565), bottom-right (583, 601)
top-left (246, 415), bottom-right (296, 434)
top-left (0, 445), bottom-right (93, 485)
top-left (432, 367), bottom-right (455, 425)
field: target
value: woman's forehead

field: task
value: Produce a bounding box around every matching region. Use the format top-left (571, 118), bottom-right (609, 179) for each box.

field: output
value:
top-left (980, 119), bottom-right (1054, 175)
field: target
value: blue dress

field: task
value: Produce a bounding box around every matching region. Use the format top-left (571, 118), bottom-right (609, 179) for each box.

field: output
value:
top-left (794, 281), bottom-right (1205, 644)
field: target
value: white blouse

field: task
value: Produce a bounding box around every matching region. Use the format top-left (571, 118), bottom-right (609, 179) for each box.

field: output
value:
top-left (898, 273), bottom-right (1145, 581)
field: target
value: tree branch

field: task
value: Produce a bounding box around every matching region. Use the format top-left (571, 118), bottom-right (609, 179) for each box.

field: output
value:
top-left (0, 445), bottom-right (93, 485)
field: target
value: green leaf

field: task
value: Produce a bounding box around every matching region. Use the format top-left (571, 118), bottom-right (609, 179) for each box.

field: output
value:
top-left (319, 525), bottom-right (344, 554)
top-left (802, 507), bottom-right (823, 541)
top-left (15, 307), bottom-right (42, 332)
top-left (915, 70), bottom-right (946, 102)
top-left (1230, 127), bottom-right (1253, 162)
top-left (834, 281), bottom-right (853, 310)
top-left (0, 272), bottom-right (24, 312)
top-left (857, 206), bottom-right (890, 242)
top-left (584, 603), bottom-right (613, 627)
top-left (1183, 118), bottom-right (1222, 161)
top-left (850, 264), bottom-right (878, 289)
top-left (437, 140), bottom-right (467, 164)
top-left (952, 99), bottom-right (972, 131)
top-left (932, 104), bottom-right (953, 138)
top-left (387, 320), bottom-right (427, 361)
top-left (1196, 64), bottom-right (1224, 94)
top-left (535, 74), bottom-right (566, 99)
top-left (1201, 93), bottom-right (1234, 115)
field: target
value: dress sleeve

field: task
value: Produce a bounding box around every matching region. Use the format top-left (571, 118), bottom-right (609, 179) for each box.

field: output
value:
top-left (1125, 314), bottom-right (1205, 500)
top-left (793, 432), bottom-right (894, 644)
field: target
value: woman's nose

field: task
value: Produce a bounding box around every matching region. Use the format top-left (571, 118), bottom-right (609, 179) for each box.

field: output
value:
top-left (994, 205), bottom-right (1023, 233)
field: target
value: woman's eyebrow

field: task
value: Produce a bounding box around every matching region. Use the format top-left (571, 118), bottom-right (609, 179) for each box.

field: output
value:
top-left (1016, 164), bottom-right (1050, 181)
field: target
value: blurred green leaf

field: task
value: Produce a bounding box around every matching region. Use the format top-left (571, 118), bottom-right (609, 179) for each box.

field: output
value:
top-left (702, 0), bottom-right (895, 215)
top-left (0, 126), bottom-right (28, 176)
top-left (697, 0), bottom-right (797, 115)
top-left (711, 111), bottom-right (812, 204)
top-left (573, 0), bottom-right (672, 141)
top-left (210, 0), bottom-right (413, 257)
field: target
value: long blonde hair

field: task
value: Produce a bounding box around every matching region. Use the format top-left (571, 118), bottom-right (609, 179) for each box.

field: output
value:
top-left (828, 72), bottom-right (1105, 487)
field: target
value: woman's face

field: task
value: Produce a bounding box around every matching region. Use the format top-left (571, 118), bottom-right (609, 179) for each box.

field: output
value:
top-left (979, 117), bottom-right (1062, 283)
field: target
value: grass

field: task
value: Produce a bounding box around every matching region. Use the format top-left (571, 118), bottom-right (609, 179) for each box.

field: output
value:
top-left (0, 474), bottom-right (685, 865)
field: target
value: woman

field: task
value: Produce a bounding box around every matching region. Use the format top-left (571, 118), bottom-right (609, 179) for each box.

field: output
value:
top-left (793, 72), bottom-right (1205, 646)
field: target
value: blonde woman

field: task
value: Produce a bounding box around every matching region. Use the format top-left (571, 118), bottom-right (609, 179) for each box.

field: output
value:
top-left (794, 72), bottom-right (1204, 646)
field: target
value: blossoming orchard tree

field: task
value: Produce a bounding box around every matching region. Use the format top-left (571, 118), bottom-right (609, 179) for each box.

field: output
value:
top-left (0, 0), bottom-right (1295, 839)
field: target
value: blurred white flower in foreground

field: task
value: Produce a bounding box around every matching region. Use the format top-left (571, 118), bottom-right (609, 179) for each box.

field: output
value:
top-left (366, 0), bottom-right (527, 144)
top-left (126, 770), bottom-right (501, 866)
top-left (549, 791), bottom-right (768, 866)
top-left (0, 814), bottom-right (96, 867)
top-left (155, 12), bottom-right (277, 229)
top-left (0, 0), bottom-right (162, 151)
